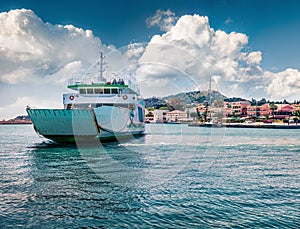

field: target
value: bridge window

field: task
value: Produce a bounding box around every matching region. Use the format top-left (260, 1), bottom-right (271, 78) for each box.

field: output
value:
top-left (94, 88), bottom-right (101, 94)
top-left (104, 88), bottom-right (110, 94)
top-left (79, 88), bottom-right (86, 94)
top-left (87, 88), bottom-right (93, 94)
top-left (111, 88), bottom-right (118, 94)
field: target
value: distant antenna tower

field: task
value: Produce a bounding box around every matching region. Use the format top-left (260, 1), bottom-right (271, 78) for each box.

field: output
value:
top-left (98, 52), bottom-right (106, 83)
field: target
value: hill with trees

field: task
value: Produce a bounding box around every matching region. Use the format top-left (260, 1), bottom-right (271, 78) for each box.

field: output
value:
top-left (144, 90), bottom-right (227, 111)
top-left (144, 90), bottom-right (300, 111)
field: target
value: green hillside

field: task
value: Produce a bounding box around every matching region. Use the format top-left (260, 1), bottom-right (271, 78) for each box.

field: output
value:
top-left (145, 90), bottom-right (227, 110)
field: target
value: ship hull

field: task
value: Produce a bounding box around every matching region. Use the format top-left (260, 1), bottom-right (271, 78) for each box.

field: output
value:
top-left (41, 132), bottom-right (144, 144)
top-left (27, 107), bottom-right (145, 143)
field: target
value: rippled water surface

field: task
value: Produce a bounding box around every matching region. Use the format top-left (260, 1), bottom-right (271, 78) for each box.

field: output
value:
top-left (1, 124), bottom-right (300, 228)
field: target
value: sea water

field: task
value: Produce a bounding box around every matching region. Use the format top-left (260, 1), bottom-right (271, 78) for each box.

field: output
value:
top-left (0, 124), bottom-right (299, 228)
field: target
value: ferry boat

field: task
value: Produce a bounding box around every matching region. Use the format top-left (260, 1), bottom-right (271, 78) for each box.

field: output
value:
top-left (26, 53), bottom-right (145, 143)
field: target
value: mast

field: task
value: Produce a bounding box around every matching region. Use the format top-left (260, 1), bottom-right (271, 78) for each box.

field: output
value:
top-left (98, 52), bottom-right (106, 83)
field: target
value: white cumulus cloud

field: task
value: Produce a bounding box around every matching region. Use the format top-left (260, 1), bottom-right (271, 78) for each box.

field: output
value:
top-left (0, 9), bottom-right (130, 119)
top-left (146, 9), bottom-right (178, 32)
top-left (0, 9), bottom-right (102, 85)
top-left (137, 13), bottom-right (300, 101)
top-left (137, 14), bottom-right (266, 98)
top-left (264, 68), bottom-right (300, 100)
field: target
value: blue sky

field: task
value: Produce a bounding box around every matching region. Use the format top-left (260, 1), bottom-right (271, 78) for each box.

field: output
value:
top-left (1, 0), bottom-right (300, 119)
top-left (1, 0), bottom-right (299, 71)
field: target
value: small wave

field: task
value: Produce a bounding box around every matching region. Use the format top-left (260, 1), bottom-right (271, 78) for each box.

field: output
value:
top-left (27, 141), bottom-right (77, 149)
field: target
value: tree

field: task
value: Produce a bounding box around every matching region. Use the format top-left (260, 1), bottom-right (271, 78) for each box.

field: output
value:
top-left (283, 99), bottom-right (289, 104)
top-left (203, 100), bottom-right (209, 122)
top-left (190, 112), bottom-right (198, 120)
top-left (202, 112), bottom-right (208, 122)
top-left (196, 108), bottom-right (201, 120)
top-left (258, 98), bottom-right (267, 106)
top-left (270, 103), bottom-right (277, 119)
top-left (251, 98), bottom-right (257, 106)
top-left (294, 110), bottom-right (300, 125)
top-left (158, 106), bottom-right (169, 110)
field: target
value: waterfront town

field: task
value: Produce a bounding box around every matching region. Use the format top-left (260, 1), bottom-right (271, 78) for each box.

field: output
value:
top-left (145, 99), bottom-right (300, 124)
top-left (0, 115), bottom-right (32, 125)
top-left (1, 96), bottom-right (300, 126)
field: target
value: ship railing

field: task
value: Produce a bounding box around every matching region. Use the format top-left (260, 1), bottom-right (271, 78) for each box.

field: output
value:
top-left (68, 74), bottom-right (140, 95)
top-left (68, 73), bottom-right (104, 86)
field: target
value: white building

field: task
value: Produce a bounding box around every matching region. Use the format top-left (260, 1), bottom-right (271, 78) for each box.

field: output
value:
top-left (153, 109), bottom-right (169, 123)
top-left (145, 109), bottom-right (169, 123)
top-left (165, 110), bottom-right (188, 122)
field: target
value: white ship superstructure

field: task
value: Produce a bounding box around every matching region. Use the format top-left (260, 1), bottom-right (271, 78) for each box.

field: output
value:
top-left (27, 53), bottom-right (145, 143)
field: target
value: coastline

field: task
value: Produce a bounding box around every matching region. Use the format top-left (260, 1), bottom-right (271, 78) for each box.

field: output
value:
top-left (188, 122), bottom-right (300, 129)
top-left (0, 120), bottom-right (32, 125)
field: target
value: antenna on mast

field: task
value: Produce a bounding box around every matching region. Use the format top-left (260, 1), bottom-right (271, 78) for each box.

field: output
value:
top-left (98, 52), bottom-right (106, 83)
